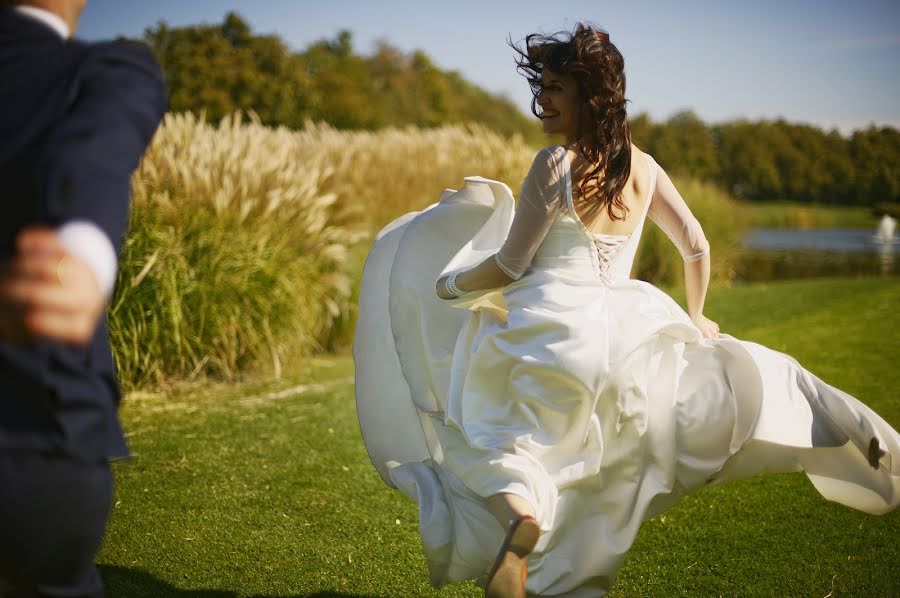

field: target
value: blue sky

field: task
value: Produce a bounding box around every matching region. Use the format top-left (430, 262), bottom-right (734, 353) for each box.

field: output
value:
top-left (78, 0), bottom-right (900, 134)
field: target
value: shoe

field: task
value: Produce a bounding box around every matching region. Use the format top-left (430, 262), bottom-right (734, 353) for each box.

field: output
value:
top-left (869, 437), bottom-right (885, 469)
top-left (485, 515), bottom-right (541, 598)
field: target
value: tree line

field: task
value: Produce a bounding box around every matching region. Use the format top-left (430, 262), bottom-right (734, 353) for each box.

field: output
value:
top-left (143, 13), bottom-right (543, 144)
top-left (143, 13), bottom-right (898, 207)
top-left (631, 111), bottom-right (899, 206)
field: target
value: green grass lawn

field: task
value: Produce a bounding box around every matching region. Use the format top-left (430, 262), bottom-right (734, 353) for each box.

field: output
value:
top-left (742, 200), bottom-right (880, 230)
top-left (98, 277), bottom-right (900, 597)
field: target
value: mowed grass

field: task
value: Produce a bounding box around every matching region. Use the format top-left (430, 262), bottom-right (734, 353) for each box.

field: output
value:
top-left (98, 277), bottom-right (900, 597)
top-left (742, 200), bottom-right (880, 230)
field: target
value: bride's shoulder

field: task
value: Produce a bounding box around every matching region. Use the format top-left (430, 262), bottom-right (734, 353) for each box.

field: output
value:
top-left (628, 144), bottom-right (653, 197)
top-left (533, 145), bottom-right (567, 163)
top-left (525, 145), bottom-right (567, 178)
top-left (630, 143), bottom-right (648, 166)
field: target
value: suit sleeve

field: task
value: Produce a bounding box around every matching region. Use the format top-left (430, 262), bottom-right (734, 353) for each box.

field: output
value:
top-left (36, 41), bottom-right (167, 250)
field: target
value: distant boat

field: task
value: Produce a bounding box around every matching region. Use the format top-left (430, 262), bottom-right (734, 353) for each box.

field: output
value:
top-left (875, 214), bottom-right (896, 243)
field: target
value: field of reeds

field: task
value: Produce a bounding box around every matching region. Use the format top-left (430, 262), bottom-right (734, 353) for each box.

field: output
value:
top-left (112, 113), bottom-right (746, 390)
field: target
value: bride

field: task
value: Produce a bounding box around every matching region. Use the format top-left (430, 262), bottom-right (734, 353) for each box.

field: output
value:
top-left (354, 23), bottom-right (899, 597)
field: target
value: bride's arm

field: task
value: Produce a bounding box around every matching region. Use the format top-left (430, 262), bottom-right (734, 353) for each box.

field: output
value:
top-left (683, 256), bottom-right (719, 337)
top-left (436, 148), bottom-right (563, 299)
top-left (648, 162), bottom-right (719, 338)
top-left (436, 255), bottom-right (513, 299)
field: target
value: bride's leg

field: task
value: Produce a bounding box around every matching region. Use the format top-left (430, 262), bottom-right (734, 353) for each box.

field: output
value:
top-left (486, 493), bottom-right (537, 532)
top-left (484, 493), bottom-right (540, 598)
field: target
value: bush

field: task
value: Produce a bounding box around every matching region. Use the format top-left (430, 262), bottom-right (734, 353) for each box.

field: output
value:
top-left (111, 113), bottom-right (359, 390)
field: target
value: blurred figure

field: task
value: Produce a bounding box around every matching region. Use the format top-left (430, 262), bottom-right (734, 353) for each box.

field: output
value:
top-left (0, 1), bottom-right (165, 596)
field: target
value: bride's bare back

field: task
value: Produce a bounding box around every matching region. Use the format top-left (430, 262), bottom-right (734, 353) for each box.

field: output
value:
top-left (567, 144), bottom-right (650, 237)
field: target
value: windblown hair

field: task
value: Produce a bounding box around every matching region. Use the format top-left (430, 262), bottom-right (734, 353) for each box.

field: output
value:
top-left (513, 23), bottom-right (632, 222)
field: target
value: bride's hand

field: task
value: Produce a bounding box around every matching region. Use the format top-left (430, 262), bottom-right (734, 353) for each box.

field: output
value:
top-left (692, 314), bottom-right (720, 339)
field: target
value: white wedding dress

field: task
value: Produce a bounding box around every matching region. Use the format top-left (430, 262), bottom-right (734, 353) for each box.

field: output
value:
top-left (353, 146), bottom-right (900, 597)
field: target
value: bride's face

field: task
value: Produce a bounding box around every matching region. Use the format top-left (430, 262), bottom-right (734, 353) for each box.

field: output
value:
top-left (537, 69), bottom-right (581, 142)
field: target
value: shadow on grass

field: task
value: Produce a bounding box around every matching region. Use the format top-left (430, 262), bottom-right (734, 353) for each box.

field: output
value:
top-left (100, 565), bottom-right (379, 598)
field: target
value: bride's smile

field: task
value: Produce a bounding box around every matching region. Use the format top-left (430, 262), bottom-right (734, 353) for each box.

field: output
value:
top-left (536, 69), bottom-right (580, 142)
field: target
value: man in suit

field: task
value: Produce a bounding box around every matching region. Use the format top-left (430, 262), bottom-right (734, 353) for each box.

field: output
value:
top-left (0, 1), bottom-right (166, 595)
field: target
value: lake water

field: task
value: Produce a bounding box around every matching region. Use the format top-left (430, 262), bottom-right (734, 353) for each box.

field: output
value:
top-left (743, 228), bottom-right (900, 254)
top-left (736, 228), bottom-right (898, 280)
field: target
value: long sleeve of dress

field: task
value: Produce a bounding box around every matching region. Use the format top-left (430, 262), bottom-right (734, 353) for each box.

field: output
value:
top-left (647, 162), bottom-right (710, 262)
top-left (494, 147), bottom-right (565, 279)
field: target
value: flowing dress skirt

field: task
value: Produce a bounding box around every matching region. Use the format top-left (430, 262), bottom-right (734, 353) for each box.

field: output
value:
top-left (354, 179), bottom-right (900, 597)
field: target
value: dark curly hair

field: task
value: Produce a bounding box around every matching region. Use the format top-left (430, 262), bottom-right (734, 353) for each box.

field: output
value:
top-left (512, 23), bottom-right (632, 223)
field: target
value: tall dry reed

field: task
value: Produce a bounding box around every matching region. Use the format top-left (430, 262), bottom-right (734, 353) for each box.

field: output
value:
top-left (287, 121), bottom-right (537, 232)
top-left (112, 113), bottom-right (359, 389)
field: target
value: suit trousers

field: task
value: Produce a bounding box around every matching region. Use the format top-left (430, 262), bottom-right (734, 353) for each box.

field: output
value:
top-left (0, 452), bottom-right (111, 598)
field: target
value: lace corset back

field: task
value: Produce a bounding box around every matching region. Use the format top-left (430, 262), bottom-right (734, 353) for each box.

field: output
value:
top-left (591, 233), bottom-right (629, 277)
top-left (561, 150), bottom-right (657, 281)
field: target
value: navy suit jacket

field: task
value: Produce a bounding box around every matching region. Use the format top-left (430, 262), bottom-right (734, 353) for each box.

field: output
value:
top-left (0, 9), bottom-right (166, 460)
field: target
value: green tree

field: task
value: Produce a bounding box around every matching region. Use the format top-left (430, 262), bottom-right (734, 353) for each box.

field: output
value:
top-left (628, 112), bottom-right (654, 149)
top-left (144, 15), bottom-right (543, 142)
top-left (652, 110), bottom-right (719, 180)
top-left (715, 121), bottom-right (783, 199)
top-left (850, 127), bottom-right (900, 205)
top-left (145, 12), bottom-right (314, 128)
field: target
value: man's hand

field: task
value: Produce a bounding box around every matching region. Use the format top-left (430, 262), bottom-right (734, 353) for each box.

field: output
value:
top-left (0, 227), bottom-right (106, 345)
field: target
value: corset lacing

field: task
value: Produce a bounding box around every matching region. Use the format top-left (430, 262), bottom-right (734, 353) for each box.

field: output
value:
top-left (592, 233), bottom-right (628, 279)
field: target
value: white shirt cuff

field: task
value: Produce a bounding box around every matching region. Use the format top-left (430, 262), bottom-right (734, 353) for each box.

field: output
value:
top-left (58, 221), bottom-right (119, 297)
top-left (13, 6), bottom-right (70, 39)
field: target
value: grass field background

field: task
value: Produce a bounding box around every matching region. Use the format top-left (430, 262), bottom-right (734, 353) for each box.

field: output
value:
top-left (742, 200), bottom-right (880, 230)
top-left (98, 277), bottom-right (900, 597)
